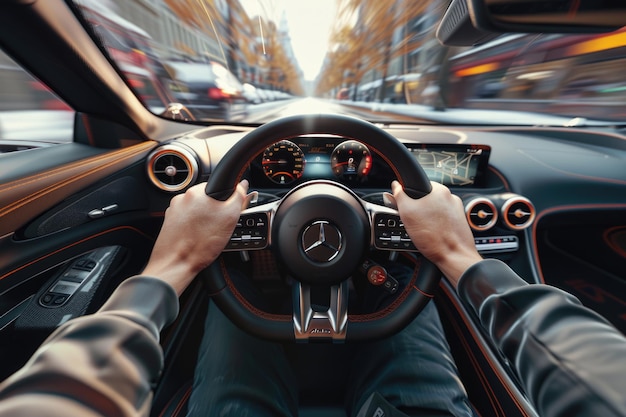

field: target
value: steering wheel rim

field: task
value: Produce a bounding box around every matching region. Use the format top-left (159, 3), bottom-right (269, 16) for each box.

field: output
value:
top-left (204, 114), bottom-right (440, 342)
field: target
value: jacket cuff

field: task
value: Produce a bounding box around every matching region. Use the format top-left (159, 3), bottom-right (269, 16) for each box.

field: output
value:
top-left (97, 276), bottom-right (179, 339)
top-left (457, 258), bottom-right (529, 313)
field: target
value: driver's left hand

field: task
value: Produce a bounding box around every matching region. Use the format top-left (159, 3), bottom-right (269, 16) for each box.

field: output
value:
top-left (142, 180), bottom-right (253, 295)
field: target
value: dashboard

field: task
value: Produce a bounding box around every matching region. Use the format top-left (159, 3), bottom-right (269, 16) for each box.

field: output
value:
top-left (146, 124), bottom-right (626, 294)
top-left (248, 135), bottom-right (491, 189)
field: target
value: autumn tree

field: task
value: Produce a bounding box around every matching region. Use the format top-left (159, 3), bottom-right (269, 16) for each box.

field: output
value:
top-left (251, 14), bottom-right (304, 95)
top-left (164, 0), bottom-right (227, 63)
top-left (163, 0), bottom-right (303, 94)
top-left (317, 0), bottom-right (432, 101)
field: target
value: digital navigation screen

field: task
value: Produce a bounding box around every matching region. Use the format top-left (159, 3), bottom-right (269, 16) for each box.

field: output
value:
top-left (252, 138), bottom-right (491, 188)
top-left (406, 144), bottom-right (491, 187)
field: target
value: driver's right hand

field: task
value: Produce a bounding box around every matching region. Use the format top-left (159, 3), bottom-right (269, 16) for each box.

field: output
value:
top-left (391, 181), bottom-right (483, 288)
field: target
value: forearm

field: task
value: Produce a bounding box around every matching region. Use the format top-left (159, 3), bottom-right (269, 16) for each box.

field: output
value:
top-left (458, 259), bottom-right (626, 417)
top-left (0, 276), bottom-right (178, 417)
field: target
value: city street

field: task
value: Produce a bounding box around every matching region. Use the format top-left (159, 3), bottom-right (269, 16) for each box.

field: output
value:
top-left (239, 97), bottom-right (604, 126)
top-left (1, 97), bottom-right (607, 152)
top-left (239, 97), bottom-right (358, 123)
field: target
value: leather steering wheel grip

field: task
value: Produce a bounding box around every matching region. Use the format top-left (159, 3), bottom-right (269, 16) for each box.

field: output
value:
top-left (205, 114), bottom-right (432, 200)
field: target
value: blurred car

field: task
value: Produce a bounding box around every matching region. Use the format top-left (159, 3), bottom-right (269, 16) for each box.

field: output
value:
top-left (420, 82), bottom-right (440, 104)
top-left (120, 63), bottom-right (175, 115)
top-left (255, 88), bottom-right (270, 102)
top-left (242, 82), bottom-right (262, 104)
top-left (275, 91), bottom-right (293, 100)
top-left (259, 88), bottom-right (278, 101)
top-left (476, 80), bottom-right (505, 99)
top-left (336, 87), bottom-right (350, 100)
top-left (164, 61), bottom-right (247, 121)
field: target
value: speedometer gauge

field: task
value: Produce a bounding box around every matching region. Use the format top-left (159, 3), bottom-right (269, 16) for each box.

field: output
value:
top-left (262, 140), bottom-right (305, 184)
top-left (331, 140), bottom-right (372, 180)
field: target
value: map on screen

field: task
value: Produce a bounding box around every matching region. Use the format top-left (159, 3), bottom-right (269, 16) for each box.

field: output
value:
top-left (408, 145), bottom-right (490, 186)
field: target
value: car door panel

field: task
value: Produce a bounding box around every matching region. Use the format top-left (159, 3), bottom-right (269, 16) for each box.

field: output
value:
top-left (0, 141), bottom-right (157, 236)
top-left (0, 139), bottom-right (166, 379)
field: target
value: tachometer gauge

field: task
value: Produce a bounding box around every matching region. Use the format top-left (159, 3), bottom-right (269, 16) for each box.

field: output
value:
top-left (262, 140), bottom-right (305, 184)
top-left (330, 140), bottom-right (372, 180)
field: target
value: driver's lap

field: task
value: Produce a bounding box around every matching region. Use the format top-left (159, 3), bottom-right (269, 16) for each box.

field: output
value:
top-left (185, 252), bottom-right (472, 417)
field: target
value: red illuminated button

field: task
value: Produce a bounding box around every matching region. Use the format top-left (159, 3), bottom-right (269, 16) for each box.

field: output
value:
top-left (367, 265), bottom-right (387, 286)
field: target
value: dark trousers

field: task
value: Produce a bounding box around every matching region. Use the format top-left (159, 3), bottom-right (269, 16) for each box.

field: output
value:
top-left (186, 297), bottom-right (473, 417)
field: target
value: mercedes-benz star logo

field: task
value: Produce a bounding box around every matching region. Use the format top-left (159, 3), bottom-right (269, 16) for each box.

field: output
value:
top-left (301, 220), bottom-right (342, 262)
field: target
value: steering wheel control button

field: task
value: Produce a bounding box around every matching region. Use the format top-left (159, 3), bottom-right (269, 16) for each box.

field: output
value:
top-left (302, 220), bottom-right (342, 262)
top-left (226, 213), bottom-right (269, 251)
top-left (383, 276), bottom-right (399, 294)
top-left (367, 265), bottom-right (387, 285)
top-left (373, 213), bottom-right (416, 251)
top-left (360, 260), bottom-right (399, 294)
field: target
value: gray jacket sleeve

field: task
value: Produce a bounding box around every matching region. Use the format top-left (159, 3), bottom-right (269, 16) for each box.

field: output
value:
top-left (0, 275), bottom-right (179, 417)
top-left (458, 259), bottom-right (626, 417)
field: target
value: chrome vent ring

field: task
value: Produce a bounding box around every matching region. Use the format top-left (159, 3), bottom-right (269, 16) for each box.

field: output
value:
top-left (465, 197), bottom-right (498, 231)
top-left (501, 196), bottom-right (536, 230)
top-left (147, 144), bottom-right (199, 192)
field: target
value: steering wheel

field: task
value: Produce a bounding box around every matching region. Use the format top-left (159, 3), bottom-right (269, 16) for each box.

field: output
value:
top-left (204, 114), bottom-right (440, 342)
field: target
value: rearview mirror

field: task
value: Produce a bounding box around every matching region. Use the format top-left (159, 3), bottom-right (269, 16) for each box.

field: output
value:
top-left (437, 0), bottom-right (626, 46)
top-left (484, 0), bottom-right (626, 28)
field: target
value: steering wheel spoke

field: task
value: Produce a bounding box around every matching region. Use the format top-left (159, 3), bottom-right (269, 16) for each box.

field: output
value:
top-left (293, 281), bottom-right (349, 342)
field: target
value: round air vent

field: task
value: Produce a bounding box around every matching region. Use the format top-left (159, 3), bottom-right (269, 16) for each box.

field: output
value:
top-left (501, 196), bottom-right (536, 230)
top-left (147, 144), bottom-right (199, 192)
top-left (465, 197), bottom-right (498, 231)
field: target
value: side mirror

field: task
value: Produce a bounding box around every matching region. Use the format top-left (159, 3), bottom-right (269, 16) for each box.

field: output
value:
top-left (437, 0), bottom-right (626, 46)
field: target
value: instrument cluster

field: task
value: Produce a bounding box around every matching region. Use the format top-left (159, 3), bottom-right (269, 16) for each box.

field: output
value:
top-left (249, 136), bottom-right (491, 190)
top-left (251, 136), bottom-right (391, 189)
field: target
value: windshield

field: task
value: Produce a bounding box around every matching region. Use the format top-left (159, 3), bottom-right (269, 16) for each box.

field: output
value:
top-left (72, 0), bottom-right (626, 126)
